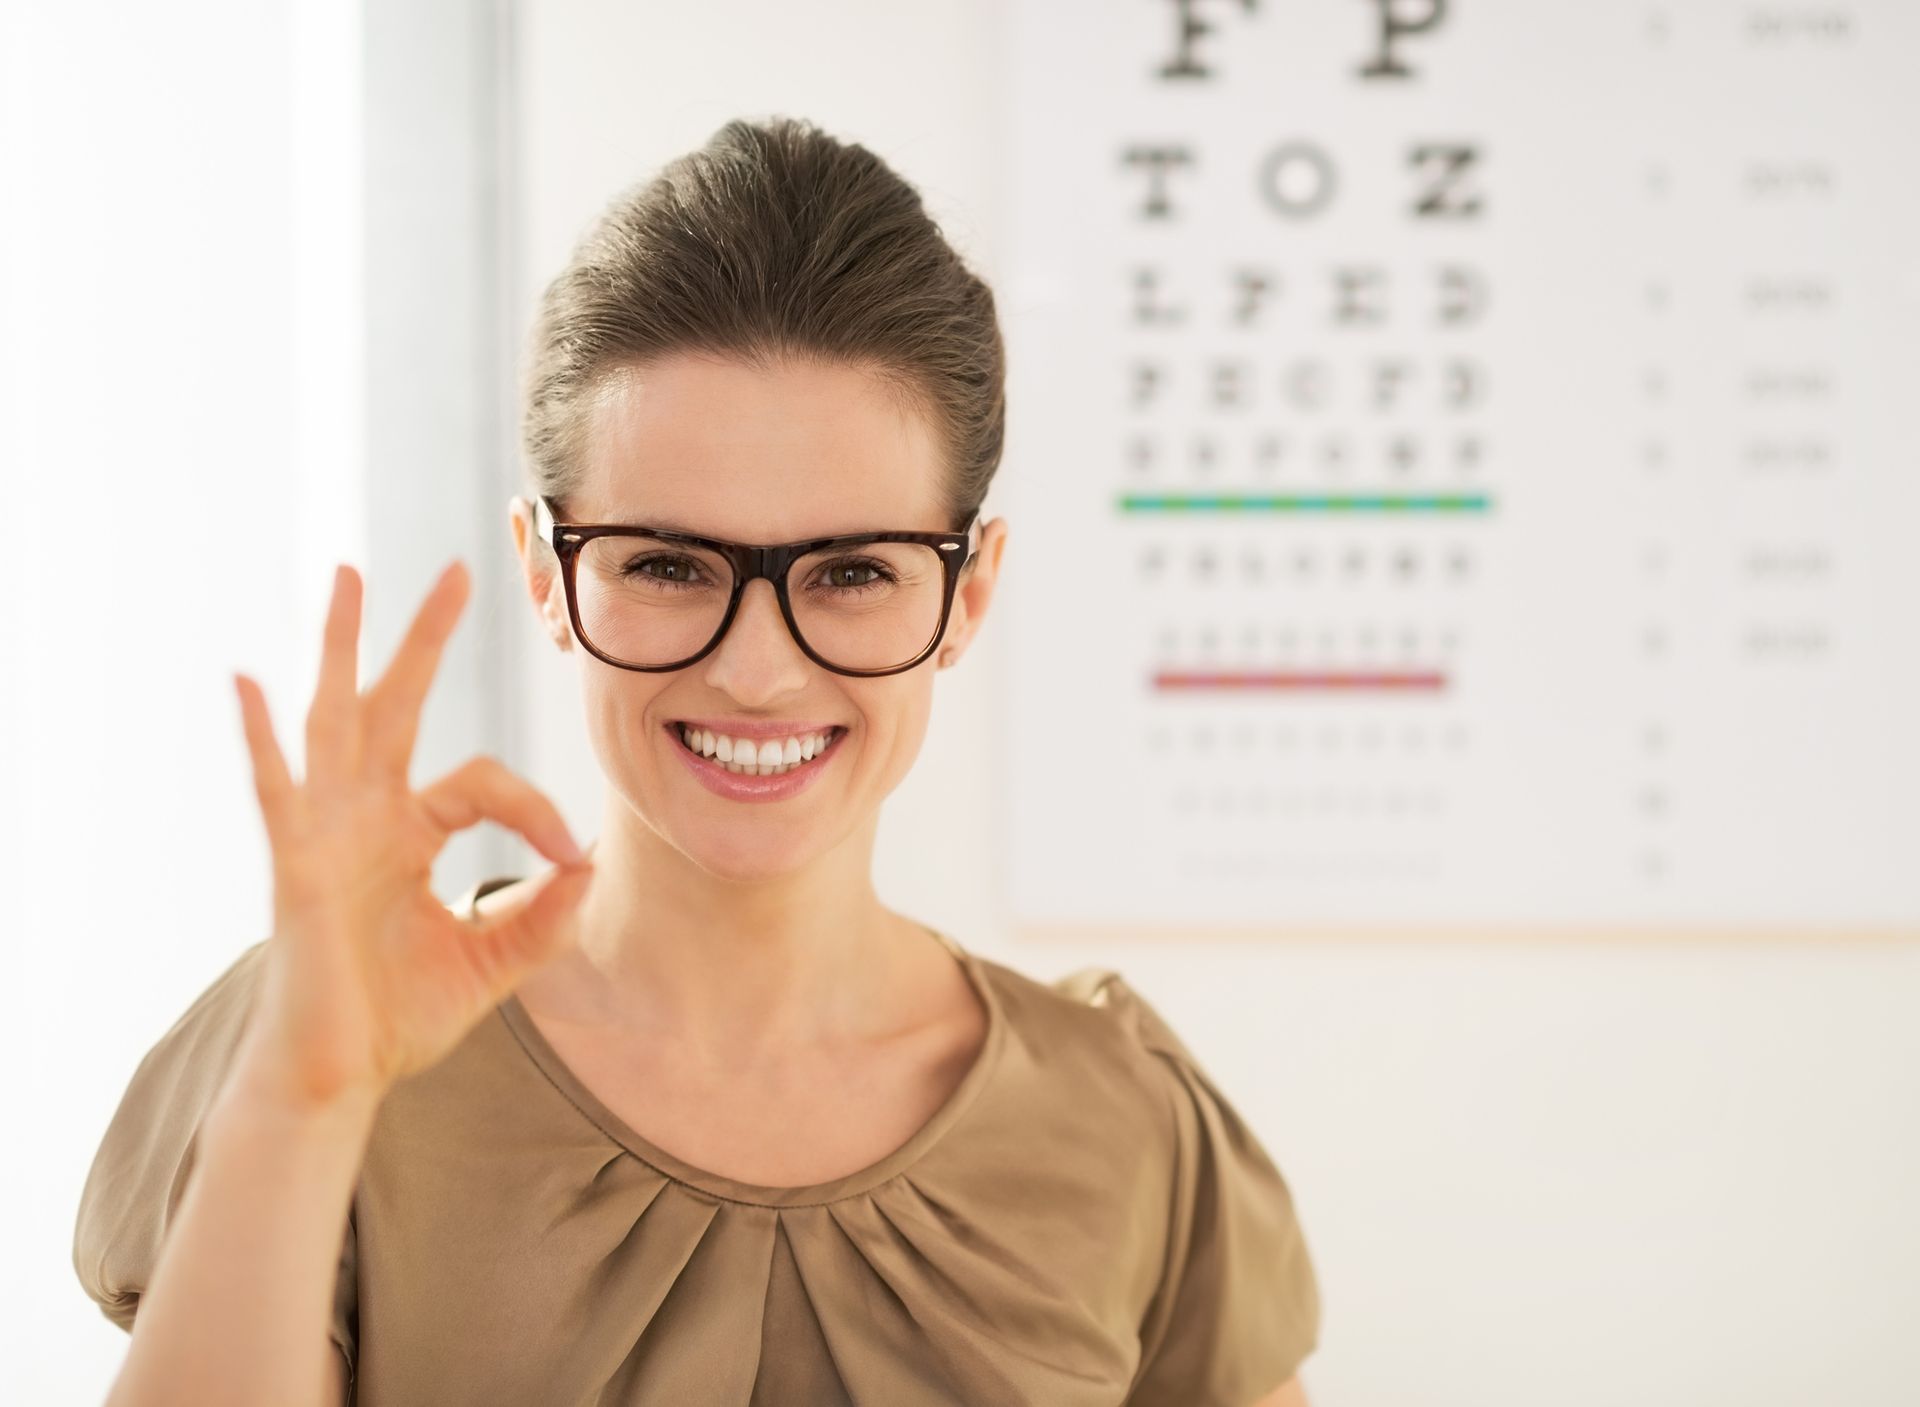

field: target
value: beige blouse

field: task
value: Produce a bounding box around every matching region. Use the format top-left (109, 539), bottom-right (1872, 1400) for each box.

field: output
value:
top-left (73, 875), bottom-right (1321, 1405)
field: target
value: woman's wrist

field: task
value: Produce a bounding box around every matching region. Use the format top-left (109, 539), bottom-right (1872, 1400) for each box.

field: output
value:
top-left (214, 1046), bottom-right (388, 1147)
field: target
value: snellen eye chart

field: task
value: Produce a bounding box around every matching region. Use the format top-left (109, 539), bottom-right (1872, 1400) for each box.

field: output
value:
top-left (995, 1), bottom-right (1920, 937)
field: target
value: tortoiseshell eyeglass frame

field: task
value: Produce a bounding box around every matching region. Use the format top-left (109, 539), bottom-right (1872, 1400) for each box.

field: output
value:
top-left (524, 493), bottom-right (983, 678)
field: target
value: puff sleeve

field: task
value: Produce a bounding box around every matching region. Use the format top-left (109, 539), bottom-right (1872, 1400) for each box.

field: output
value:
top-left (1095, 973), bottom-right (1321, 1406)
top-left (71, 939), bottom-right (359, 1385)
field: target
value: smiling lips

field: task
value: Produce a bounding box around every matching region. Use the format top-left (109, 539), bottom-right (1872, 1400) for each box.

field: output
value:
top-left (672, 722), bottom-right (845, 777)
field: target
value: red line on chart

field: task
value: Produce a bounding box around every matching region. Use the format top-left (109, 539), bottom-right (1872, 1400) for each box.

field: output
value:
top-left (1152, 669), bottom-right (1449, 692)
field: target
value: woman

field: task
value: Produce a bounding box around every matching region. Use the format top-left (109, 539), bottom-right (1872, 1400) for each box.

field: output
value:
top-left (72, 116), bottom-right (1320, 1406)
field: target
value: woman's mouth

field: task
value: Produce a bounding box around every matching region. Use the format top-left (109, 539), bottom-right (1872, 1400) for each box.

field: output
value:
top-left (667, 722), bottom-right (847, 778)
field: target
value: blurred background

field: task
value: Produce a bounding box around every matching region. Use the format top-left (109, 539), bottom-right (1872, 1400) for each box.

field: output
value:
top-left (3, 1), bottom-right (1916, 1403)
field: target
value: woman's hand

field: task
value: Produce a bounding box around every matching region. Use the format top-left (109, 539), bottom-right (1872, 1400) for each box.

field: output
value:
top-left (226, 559), bottom-right (592, 1116)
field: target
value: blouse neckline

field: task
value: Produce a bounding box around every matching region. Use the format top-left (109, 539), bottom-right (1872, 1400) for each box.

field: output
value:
top-left (459, 876), bottom-right (1008, 1209)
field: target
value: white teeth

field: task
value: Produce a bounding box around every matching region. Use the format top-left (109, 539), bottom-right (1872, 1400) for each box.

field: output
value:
top-left (677, 725), bottom-right (839, 776)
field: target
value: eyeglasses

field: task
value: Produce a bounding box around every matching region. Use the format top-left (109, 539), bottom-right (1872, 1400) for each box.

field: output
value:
top-left (525, 494), bottom-right (982, 677)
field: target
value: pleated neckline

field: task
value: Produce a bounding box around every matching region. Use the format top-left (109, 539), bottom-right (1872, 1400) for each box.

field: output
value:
top-left (459, 875), bottom-right (1007, 1208)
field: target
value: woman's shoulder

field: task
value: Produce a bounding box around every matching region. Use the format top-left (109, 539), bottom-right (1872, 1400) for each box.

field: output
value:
top-left (72, 938), bottom-right (272, 1329)
top-left (116, 938), bottom-right (274, 1096)
top-left (966, 952), bottom-right (1201, 1111)
top-left (109, 880), bottom-right (505, 1073)
top-left (966, 952), bottom-right (1283, 1158)
top-left (967, 949), bottom-right (1321, 1397)
top-left (973, 951), bottom-right (1189, 1059)
top-left (73, 934), bottom-right (362, 1367)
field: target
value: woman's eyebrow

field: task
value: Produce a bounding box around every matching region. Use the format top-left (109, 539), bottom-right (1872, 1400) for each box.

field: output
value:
top-left (597, 507), bottom-right (701, 533)
top-left (630, 513), bottom-right (698, 533)
top-left (611, 512), bottom-right (901, 541)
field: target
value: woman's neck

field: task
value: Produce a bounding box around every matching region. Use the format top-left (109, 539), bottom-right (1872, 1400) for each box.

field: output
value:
top-left (518, 800), bottom-right (925, 1068)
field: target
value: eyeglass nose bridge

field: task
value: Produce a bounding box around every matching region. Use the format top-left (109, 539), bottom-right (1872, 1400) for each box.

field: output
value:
top-left (702, 541), bottom-right (821, 662)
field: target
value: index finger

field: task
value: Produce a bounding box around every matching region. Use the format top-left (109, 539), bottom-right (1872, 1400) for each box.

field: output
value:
top-left (362, 559), bottom-right (470, 774)
top-left (304, 563), bottom-right (365, 787)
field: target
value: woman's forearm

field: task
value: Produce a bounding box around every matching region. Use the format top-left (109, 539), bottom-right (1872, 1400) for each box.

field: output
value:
top-left (101, 1064), bottom-right (378, 1407)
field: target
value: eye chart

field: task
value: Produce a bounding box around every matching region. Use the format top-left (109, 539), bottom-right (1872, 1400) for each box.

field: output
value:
top-left (996, 1), bottom-right (1920, 937)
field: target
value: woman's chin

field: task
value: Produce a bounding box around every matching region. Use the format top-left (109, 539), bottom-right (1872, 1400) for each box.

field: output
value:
top-left (663, 818), bottom-right (824, 884)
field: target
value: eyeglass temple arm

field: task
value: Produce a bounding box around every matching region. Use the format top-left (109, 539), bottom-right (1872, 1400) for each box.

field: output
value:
top-left (529, 493), bottom-right (558, 547)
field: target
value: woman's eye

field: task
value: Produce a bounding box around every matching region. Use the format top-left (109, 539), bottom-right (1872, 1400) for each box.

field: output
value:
top-left (627, 556), bottom-right (700, 583)
top-left (822, 559), bottom-right (894, 590)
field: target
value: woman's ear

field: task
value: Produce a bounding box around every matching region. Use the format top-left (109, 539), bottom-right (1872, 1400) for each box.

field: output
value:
top-left (940, 514), bottom-right (1009, 669)
top-left (508, 495), bottom-right (574, 653)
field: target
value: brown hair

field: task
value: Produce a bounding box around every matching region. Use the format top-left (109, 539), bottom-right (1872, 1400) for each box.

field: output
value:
top-left (520, 115), bottom-right (1005, 545)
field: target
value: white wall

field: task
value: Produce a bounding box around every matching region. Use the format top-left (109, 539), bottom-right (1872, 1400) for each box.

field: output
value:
top-left (1, 1), bottom-right (365, 1399)
top-left (4, 1), bottom-right (512, 1398)
top-left (507, 4), bottom-right (1920, 1405)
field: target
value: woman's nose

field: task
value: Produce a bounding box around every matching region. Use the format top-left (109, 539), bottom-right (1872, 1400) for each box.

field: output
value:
top-left (727, 577), bottom-right (801, 648)
top-left (699, 577), bottom-right (813, 690)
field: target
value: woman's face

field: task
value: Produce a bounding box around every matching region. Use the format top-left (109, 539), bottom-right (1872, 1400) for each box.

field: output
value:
top-left (511, 352), bottom-right (1007, 882)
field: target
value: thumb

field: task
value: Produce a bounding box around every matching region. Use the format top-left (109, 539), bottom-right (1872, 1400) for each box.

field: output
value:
top-left (472, 861), bottom-right (594, 995)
